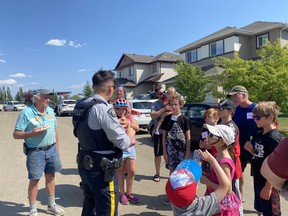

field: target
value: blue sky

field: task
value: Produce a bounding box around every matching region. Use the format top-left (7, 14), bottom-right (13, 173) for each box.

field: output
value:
top-left (0, 0), bottom-right (287, 97)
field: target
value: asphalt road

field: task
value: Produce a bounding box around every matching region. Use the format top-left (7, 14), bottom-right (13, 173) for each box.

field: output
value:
top-left (0, 111), bottom-right (287, 216)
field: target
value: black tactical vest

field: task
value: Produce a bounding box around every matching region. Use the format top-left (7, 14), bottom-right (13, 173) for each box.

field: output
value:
top-left (72, 98), bottom-right (114, 151)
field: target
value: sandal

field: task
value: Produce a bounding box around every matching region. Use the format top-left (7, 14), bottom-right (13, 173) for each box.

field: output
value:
top-left (153, 174), bottom-right (160, 182)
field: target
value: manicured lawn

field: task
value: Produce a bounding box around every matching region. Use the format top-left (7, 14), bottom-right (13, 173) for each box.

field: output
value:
top-left (278, 113), bottom-right (288, 136)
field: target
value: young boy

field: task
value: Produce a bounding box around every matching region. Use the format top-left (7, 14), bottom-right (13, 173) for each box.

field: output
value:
top-left (166, 150), bottom-right (230, 216)
top-left (244, 101), bottom-right (282, 215)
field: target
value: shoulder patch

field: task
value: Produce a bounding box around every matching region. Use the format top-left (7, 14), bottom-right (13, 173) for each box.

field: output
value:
top-left (108, 108), bottom-right (117, 118)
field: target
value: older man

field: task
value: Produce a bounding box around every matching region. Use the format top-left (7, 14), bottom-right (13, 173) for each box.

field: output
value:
top-left (13, 89), bottom-right (64, 216)
top-left (227, 85), bottom-right (259, 202)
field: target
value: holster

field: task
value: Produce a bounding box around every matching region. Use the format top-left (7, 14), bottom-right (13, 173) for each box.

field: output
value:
top-left (100, 157), bottom-right (122, 182)
top-left (23, 143), bottom-right (28, 156)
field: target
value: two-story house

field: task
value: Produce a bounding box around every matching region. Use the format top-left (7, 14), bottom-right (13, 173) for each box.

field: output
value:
top-left (114, 52), bottom-right (179, 99)
top-left (175, 21), bottom-right (288, 102)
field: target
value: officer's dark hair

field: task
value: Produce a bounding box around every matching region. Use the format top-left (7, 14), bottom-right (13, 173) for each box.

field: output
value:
top-left (92, 70), bottom-right (115, 88)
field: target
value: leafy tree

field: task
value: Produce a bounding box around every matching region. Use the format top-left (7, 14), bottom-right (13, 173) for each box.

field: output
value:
top-left (214, 40), bottom-right (288, 112)
top-left (175, 60), bottom-right (212, 102)
top-left (15, 87), bottom-right (25, 102)
top-left (71, 94), bottom-right (80, 100)
top-left (23, 90), bottom-right (33, 105)
top-left (83, 81), bottom-right (93, 97)
top-left (6, 87), bottom-right (13, 101)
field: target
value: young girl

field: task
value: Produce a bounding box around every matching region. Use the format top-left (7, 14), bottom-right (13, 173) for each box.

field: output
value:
top-left (113, 98), bottom-right (140, 205)
top-left (198, 108), bottom-right (219, 173)
top-left (201, 124), bottom-right (241, 216)
top-left (154, 86), bottom-right (176, 135)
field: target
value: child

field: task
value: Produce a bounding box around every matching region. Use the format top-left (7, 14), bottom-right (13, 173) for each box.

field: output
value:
top-left (113, 98), bottom-right (140, 205)
top-left (244, 101), bottom-right (282, 215)
top-left (202, 124), bottom-right (241, 216)
top-left (198, 108), bottom-right (219, 169)
top-left (161, 94), bottom-right (191, 205)
top-left (154, 86), bottom-right (176, 135)
top-left (166, 150), bottom-right (231, 216)
top-left (216, 99), bottom-right (243, 215)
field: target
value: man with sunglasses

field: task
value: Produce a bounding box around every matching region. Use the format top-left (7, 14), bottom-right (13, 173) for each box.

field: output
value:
top-left (150, 85), bottom-right (172, 183)
top-left (227, 85), bottom-right (259, 203)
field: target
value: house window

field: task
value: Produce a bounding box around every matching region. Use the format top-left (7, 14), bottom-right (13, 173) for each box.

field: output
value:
top-left (257, 34), bottom-right (269, 48)
top-left (210, 40), bottom-right (224, 57)
top-left (152, 64), bottom-right (157, 73)
top-left (129, 67), bottom-right (134, 76)
top-left (119, 71), bottom-right (124, 78)
top-left (185, 49), bottom-right (197, 63)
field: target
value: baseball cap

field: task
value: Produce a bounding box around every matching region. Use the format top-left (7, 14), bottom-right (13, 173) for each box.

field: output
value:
top-left (205, 124), bottom-right (235, 146)
top-left (215, 99), bottom-right (235, 110)
top-left (166, 159), bottom-right (202, 208)
top-left (227, 85), bottom-right (248, 96)
top-left (33, 89), bottom-right (53, 95)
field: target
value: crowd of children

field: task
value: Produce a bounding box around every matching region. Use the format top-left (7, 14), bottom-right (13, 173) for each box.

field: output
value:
top-left (113, 84), bottom-right (286, 216)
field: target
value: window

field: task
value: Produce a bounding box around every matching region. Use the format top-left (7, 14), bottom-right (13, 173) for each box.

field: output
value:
top-left (129, 67), bottom-right (134, 76)
top-left (119, 71), bottom-right (124, 78)
top-left (185, 49), bottom-right (197, 63)
top-left (210, 40), bottom-right (224, 56)
top-left (152, 64), bottom-right (157, 73)
top-left (256, 34), bottom-right (269, 48)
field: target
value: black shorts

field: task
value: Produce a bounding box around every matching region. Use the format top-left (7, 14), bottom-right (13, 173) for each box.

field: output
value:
top-left (239, 152), bottom-right (252, 172)
top-left (153, 134), bottom-right (163, 157)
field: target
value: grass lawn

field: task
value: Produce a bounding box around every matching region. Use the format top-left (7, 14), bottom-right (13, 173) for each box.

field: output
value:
top-left (278, 113), bottom-right (288, 136)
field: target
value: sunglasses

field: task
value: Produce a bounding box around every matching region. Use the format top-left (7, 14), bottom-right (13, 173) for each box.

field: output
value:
top-left (107, 85), bottom-right (116, 90)
top-left (208, 133), bottom-right (222, 145)
top-left (252, 115), bottom-right (269, 121)
top-left (158, 91), bottom-right (165, 95)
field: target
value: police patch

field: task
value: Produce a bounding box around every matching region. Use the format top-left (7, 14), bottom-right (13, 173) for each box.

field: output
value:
top-left (108, 108), bottom-right (117, 118)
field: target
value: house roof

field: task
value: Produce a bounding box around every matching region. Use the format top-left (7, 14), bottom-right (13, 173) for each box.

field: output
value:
top-left (138, 73), bottom-right (164, 85)
top-left (175, 21), bottom-right (287, 53)
top-left (115, 78), bottom-right (136, 87)
top-left (115, 52), bottom-right (179, 69)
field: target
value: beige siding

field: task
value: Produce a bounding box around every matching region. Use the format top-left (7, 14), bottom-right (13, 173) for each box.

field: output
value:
top-left (238, 36), bottom-right (252, 60)
top-left (159, 63), bottom-right (177, 82)
top-left (134, 64), bottom-right (151, 83)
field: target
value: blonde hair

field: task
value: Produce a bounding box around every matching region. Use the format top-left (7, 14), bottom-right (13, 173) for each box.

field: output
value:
top-left (166, 86), bottom-right (177, 96)
top-left (252, 101), bottom-right (280, 123)
top-left (168, 94), bottom-right (184, 107)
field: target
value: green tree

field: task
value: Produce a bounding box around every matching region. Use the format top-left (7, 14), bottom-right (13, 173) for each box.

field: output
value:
top-left (6, 87), bottom-right (13, 101)
top-left (175, 60), bottom-right (212, 102)
top-left (83, 81), bottom-right (93, 97)
top-left (214, 40), bottom-right (288, 112)
top-left (15, 87), bottom-right (25, 102)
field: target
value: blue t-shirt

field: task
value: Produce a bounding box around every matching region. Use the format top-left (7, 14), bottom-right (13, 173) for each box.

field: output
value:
top-left (15, 105), bottom-right (57, 148)
top-left (233, 102), bottom-right (259, 157)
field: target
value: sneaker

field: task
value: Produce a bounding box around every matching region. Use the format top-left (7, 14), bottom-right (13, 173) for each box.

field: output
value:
top-left (154, 129), bottom-right (160, 135)
top-left (162, 197), bottom-right (170, 206)
top-left (120, 194), bottom-right (129, 205)
top-left (47, 204), bottom-right (65, 216)
top-left (126, 194), bottom-right (139, 203)
top-left (29, 209), bottom-right (38, 216)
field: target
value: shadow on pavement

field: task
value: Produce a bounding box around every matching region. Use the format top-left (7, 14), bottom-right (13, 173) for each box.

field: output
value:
top-left (134, 174), bottom-right (168, 182)
top-left (0, 201), bottom-right (48, 215)
top-left (38, 184), bottom-right (83, 208)
top-left (243, 209), bottom-right (260, 214)
top-left (136, 136), bottom-right (153, 147)
top-left (60, 168), bottom-right (79, 175)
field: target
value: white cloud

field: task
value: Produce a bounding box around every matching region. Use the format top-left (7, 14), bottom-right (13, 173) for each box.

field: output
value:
top-left (0, 79), bottom-right (17, 85)
top-left (9, 73), bottom-right (27, 78)
top-left (45, 39), bottom-right (66, 47)
top-left (45, 39), bottom-right (83, 48)
top-left (0, 59), bottom-right (6, 63)
top-left (78, 68), bottom-right (90, 72)
top-left (67, 83), bottom-right (85, 89)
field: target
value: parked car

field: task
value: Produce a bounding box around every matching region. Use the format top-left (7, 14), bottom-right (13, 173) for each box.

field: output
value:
top-left (56, 99), bottom-right (77, 116)
top-left (3, 101), bottom-right (27, 111)
top-left (0, 103), bottom-right (3, 111)
top-left (129, 99), bottom-right (157, 129)
top-left (147, 103), bottom-right (213, 150)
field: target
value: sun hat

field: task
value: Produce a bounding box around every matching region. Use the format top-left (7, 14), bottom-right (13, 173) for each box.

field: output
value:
top-left (166, 159), bottom-right (202, 208)
top-left (205, 124), bottom-right (235, 146)
top-left (227, 85), bottom-right (248, 96)
top-left (215, 99), bottom-right (235, 110)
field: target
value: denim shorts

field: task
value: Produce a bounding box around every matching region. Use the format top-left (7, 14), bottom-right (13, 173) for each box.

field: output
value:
top-left (26, 144), bottom-right (62, 179)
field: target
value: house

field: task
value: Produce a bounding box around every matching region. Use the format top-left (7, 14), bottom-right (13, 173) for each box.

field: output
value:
top-left (175, 21), bottom-right (288, 102)
top-left (114, 52), bottom-right (179, 99)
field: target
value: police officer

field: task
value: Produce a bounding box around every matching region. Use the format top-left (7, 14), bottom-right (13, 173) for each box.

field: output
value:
top-left (73, 70), bottom-right (134, 216)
